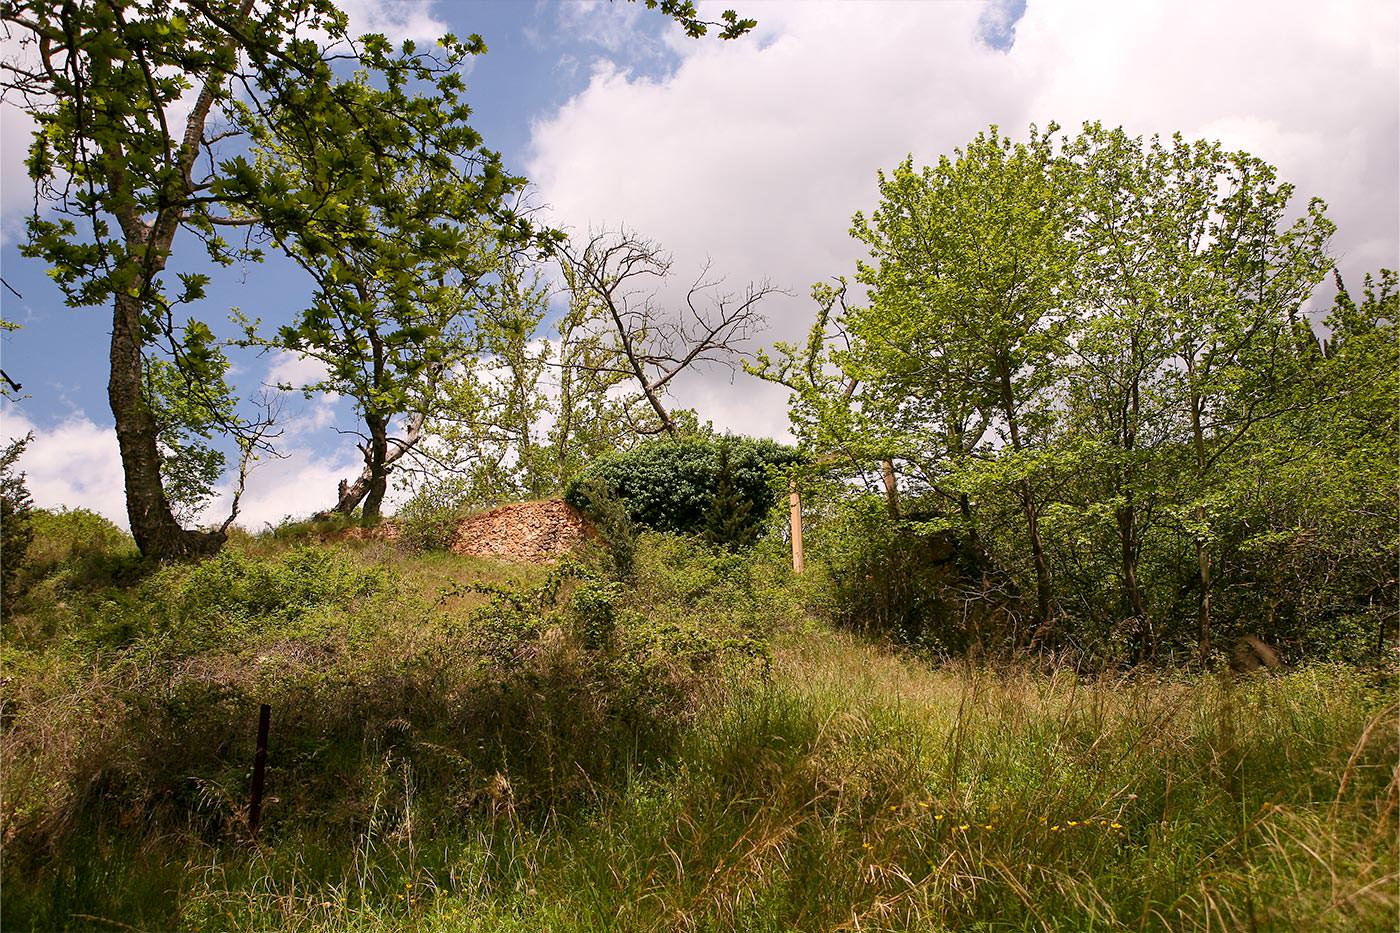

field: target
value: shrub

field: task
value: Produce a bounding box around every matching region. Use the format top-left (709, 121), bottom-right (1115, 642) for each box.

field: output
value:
top-left (1, 433), bottom-right (34, 607)
top-left (395, 477), bottom-right (471, 553)
top-left (14, 507), bottom-right (141, 593)
top-left (808, 494), bottom-right (970, 653)
top-left (564, 434), bottom-right (801, 545)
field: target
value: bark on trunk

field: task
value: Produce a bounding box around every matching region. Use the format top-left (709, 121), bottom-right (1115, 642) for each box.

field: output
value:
top-left (880, 459), bottom-right (900, 519)
top-left (996, 360), bottom-right (1054, 646)
top-left (93, 0), bottom-right (256, 560)
top-left (326, 406), bottom-right (431, 521)
top-left (1118, 376), bottom-right (1149, 662)
top-left (110, 292), bottom-right (224, 558)
top-left (360, 413), bottom-right (389, 525)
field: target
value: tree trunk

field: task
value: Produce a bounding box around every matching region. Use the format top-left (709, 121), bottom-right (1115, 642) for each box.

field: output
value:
top-left (93, 0), bottom-right (257, 560)
top-left (880, 459), bottom-right (900, 519)
top-left (110, 291), bottom-right (224, 558)
top-left (1117, 493), bottom-right (1150, 662)
top-left (1118, 375), bottom-right (1149, 662)
top-left (357, 412), bottom-right (390, 525)
top-left (1187, 386), bottom-right (1213, 664)
top-left (997, 361), bottom-right (1054, 645)
top-left (327, 407), bottom-right (430, 520)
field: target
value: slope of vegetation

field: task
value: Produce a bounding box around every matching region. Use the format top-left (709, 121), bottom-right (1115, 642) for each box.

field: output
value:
top-left (2, 511), bottom-right (1394, 932)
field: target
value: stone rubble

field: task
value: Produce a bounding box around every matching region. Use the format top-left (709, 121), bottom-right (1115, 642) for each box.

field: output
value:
top-left (448, 499), bottom-right (597, 563)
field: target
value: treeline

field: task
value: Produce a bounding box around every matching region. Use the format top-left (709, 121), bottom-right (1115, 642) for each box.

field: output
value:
top-left (755, 124), bottom-right (1397, 666)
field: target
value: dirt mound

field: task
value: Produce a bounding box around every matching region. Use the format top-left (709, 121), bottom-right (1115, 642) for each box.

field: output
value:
top-left (450, 499), bottom-right (597, 563)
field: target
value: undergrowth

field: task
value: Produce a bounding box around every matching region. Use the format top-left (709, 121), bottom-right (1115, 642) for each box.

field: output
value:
top-left (1, 511), bottom-right (1394, 931)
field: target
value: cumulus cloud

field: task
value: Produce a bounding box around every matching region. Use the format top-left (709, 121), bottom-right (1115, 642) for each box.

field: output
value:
top-left (1, 406), bottom-right (127, 527)
top-left (1, 376), bottom-right (367, 532)
top-left (337, 0), bottom-right (449, 44)
top-left (526, 0), bottom-right (1399, 438)
top-left (205, 442), bottom-right (363, 532)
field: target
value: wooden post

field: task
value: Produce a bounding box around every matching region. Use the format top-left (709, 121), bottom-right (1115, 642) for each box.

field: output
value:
top-left (789, 480), bottom-right (804, 574)
top-left (881, 459), bottom-right (900, 519)
top-left (248, 703), bottom-right (271, 836)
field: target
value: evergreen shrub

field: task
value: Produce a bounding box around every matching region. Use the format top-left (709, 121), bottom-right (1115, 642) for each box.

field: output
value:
top-left (564, 435), bottom-right (801, 547)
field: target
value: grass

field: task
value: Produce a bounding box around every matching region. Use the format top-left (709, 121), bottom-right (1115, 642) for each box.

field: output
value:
top-left (1, 517), bottom-right (1395, 931)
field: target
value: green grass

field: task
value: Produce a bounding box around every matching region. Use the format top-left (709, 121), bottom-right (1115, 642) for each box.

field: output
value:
top-left (2, 519), bottom-right (1395, 932)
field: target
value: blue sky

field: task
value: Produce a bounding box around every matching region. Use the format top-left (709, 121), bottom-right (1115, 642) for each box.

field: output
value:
top-left (2, 0), bottom-right (1396, 528)
top-left (0, 1), bottom-right (688, 429)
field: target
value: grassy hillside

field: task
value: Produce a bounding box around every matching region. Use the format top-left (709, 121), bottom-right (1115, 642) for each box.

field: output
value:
top-left (2, 512), bottom-right (1395, 931)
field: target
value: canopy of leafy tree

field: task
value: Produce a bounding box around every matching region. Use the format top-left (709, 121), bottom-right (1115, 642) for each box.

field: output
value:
top-left (755, 123), bottom-right (1397, 665)
top-left (564, 435), bottom-right (802, 545)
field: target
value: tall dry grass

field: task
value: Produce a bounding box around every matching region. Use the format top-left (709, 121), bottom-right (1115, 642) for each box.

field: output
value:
top-left (165, 632), bottom-right (1397, 932)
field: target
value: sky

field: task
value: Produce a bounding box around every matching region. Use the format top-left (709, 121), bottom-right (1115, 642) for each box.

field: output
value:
top-left (1, 0), bottom-right (1397, 531)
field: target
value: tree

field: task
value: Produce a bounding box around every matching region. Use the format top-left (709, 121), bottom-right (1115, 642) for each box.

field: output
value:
top-left (844, 127), bottom-right (1078, 644)
top-left (237, 40), bottom-right (530, 524)
top-left (417, 252), bottom-right (638, 507)
top-left (1064, 124), bottom-right (1333, 660)
top-left (767, 122), bottom-right (1350, 664)
top-left (0, 0), bottom-right (338, 557)
top-left (559, 230), bottom-right (775, 437)
top-left (1, 432), bottom-right (35, 608)
top-left (1183, 269), bottom-right (1398, 662)
top-left (564, 433), bottom-right (801, 541)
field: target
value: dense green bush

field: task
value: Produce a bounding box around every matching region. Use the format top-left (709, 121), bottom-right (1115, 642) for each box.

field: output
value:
top-left (9, 507), bottom-right (142, 600)
top-left (395, 477), bottom-right (472, 553)
top-left (1, 433), bottom-right (34, 608)
top-left (806, 493), bottom-right (994, 656)
top-left (563, 434), bottom-right (802, 545)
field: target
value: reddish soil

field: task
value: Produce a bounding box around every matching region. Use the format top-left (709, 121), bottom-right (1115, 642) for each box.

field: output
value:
top-left (449, 499), bottom-right (597, 563)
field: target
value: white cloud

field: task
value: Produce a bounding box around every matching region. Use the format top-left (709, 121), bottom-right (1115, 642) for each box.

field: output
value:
top-left (1, 406), bottom-right (127, 527)
top-left (265, 350), bottom-right (330, 393)
top-left (206, 442), bottom-right (364, 531)
top-left (0, 392), bottom-right (368, 532)
top-left (526, 0), bottom-right (1400, 439)
top-left (337, 0), bottom-right (449, 44)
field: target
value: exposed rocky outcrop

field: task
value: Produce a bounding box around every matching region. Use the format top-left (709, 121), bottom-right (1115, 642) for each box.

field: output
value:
top-left (449, 499), bottom-right (597, 563)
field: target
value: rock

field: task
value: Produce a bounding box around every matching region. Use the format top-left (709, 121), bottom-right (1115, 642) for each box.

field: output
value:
top-left (449, 499), bottom-right (597, 563)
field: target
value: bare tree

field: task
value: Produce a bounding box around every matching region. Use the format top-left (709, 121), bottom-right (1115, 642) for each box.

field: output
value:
top-left (559, 230), bottom-right (776, 436)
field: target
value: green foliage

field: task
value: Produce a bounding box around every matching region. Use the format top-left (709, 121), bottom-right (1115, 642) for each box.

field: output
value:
top-left (571, 477), bottom-right (637, 578)
top-left (764, 122), bottom-right (1377, 665)
top-left (261, 510), bottom-right (362, 544)
top-left (1, 433), bottom-right (35, 607)
top-left (565, 434), bottom-right (801, 544)
top-left (0, 0), bottom-right (362, 556)
top-left (806, 494), bottom-right (968, 652)
top-left (395, 478), bottom-right (472, 554)
top-left (0, 527), bottom-right (800, 929)
top-left (12, 508), bottom-right (141, 595)
top-left (4, 606), bottom-right (1392, 931)
top-left (143, 353), bottom-right (231, 522)
top-left (425, 257), bottom-right (637, 506)
top-left (702, 440), bottom-right (759, 549)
